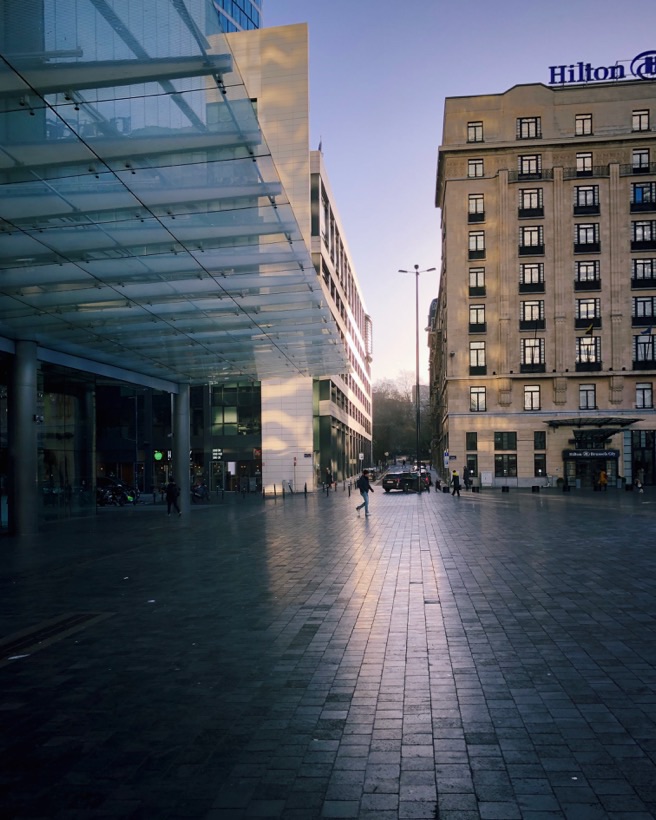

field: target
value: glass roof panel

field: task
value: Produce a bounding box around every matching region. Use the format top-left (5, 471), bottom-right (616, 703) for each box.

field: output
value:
top-left (0, 0), bottom-right (348, 383)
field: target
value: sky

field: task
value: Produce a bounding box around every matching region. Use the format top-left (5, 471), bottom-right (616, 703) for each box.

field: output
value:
top-left (265, 0), bottom-right (656, 386)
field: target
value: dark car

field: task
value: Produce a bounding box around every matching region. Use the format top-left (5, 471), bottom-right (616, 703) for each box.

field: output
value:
top-left (382, 471), bottom-right (425, 492)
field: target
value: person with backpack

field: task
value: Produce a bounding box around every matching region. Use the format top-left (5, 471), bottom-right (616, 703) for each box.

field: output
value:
top-left (355, 469), bottom-right (374, 517)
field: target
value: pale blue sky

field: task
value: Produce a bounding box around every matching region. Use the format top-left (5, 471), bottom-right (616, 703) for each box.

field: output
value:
top-left (266, 0), bottom-right (656, 384)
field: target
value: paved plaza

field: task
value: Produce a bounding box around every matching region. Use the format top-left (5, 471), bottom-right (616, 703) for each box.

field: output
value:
top-left (1, 484), bottom-right (655, 819)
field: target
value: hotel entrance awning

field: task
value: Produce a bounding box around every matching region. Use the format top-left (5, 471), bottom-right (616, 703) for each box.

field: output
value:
top-left (0, 0), bottom-right (348, 386)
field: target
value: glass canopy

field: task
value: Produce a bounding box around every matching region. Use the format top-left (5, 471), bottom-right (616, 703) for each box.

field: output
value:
top-left (0, 0), bottom-right (348, 385)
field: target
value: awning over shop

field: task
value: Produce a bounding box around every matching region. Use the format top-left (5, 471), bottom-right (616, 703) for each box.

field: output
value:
top-left (0, 0), bottom-right (349, 385)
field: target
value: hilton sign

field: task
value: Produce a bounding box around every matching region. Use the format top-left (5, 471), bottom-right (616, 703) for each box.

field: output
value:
top-left (549, 50), bottom-right (656, 85)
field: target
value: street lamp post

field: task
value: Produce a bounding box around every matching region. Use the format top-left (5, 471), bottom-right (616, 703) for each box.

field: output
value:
top-left (399, 264), bottom-right (436, 493)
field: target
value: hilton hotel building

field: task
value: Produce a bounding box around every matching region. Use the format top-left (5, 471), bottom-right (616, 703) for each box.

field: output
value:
top-left (431, 78), bottom-right (656, 489)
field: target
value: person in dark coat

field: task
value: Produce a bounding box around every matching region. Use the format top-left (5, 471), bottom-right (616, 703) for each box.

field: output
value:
top-left (451, 469), bottom-right (461, 497)
top-left (166, 478), bottom-right (181, 516)
top-left (355, 469), bottom-right (374, 516)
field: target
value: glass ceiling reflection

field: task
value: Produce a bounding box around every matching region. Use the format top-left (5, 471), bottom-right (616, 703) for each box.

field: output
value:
top-left (0, 0), bottom-right (348, 384)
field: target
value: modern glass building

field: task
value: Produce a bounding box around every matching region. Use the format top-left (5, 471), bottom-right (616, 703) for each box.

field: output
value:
top-left (0, 2), bottom-right (370, 535)
top-left (214, 0), bottom-right (262, 32)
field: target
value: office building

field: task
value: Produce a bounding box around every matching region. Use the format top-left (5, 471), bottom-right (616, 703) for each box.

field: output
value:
top-left (431, 79), bottom-right (656, 490)
top-left (0, 3), bottom-right (369, 535)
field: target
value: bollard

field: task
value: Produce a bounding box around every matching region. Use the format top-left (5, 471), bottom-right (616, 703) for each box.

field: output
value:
top-left (304, 483), bottom-right (307, 497)
top-left (282, 483), bottom-right (285, 498)
top-left (531, 485), bottom-right (540, 493)
top-left (348, 485), bottom-right (351, 497)
top-left (502, 486), bottom-right (509, 492)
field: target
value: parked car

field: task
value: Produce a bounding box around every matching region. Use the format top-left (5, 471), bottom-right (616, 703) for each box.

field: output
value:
top-left (382, 471), bottom-right (426, 493)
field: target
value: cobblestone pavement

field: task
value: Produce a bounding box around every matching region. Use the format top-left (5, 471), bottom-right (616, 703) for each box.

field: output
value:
top-left (1, 485), bottom-right (655, 819)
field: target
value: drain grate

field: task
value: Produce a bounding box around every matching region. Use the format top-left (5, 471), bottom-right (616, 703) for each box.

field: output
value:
top-left (0, 612), bottom-right (113, 667)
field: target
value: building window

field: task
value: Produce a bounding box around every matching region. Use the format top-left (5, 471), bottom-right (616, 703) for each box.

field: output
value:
top-left (521, 338), bottom-right (545, 370)
top-left (520, 299), bottom-right (544, 328)
top-left (574, 185), bottom-right (599, 214)
top-left (633, 258), bottom-right (656, 285)
top-left (468, 159), bottom-right (484, 178)
top-left (517, 116), bottom-right (541, 139)
top-left (633, 148), bottom-right (650, 173)
top-left (470, 386), bottom-right (486, 412)
top-left (468, 193), bottom-right (485, 222)
top-left (518, 187), bottom-right (543, 217)
top-left (466, 432), bottom-right (478, 450)
top-left (575, 113), bottom-right (593, 136)
top-left (576, 152), bottom-right (593, 176)
top-left (534, 453), bottom-right (547, 477)
top-left (469, 303), bottom-right (486, 332)
top-left (632, 182), bottom-right (656, 208)
top-left (633, 110), bottom-right (650, 132)
top-left (468, 121), bottom-right (484, 143)
top-left (518, 154), bottom-right (542, 179)
top-left (524, 384), bottom-right (541, 410)
top-left (576, 298), bottom-right (600, 323)
top-left (574, 222), bottom-right (600, 252)
top-left (576, 336), bottom-right (601, 364)
top-left (469, 341), bottom-right (486, 373)
top-left (519, 262), bottom-right (544, 290)
top-left (579, 383), bottom-right (596, 410)
top-left (636, 382), bottom-right (653, 409)
top-left (519, 225), bottom-right (544, 255)
top-left (534, 431), bottom-right (546, 450)
top-left (632, 220), bottom-right (656, 250)
top-left (495, 454), bottom-right (517, 478)
top-left (468, 230), bottom-right (485, 259)
top-left (633, 296), bottom-right (656, 323)
top-left (469, 267), bottom-right (485, 295)
top-left (575, 260), bottom-right (600, 289)
top-left (494, 431), bottom-right (517, 450)
top-left (635, 334), bottom-right (656, 366)
top-left (465, 454), bottom-right (478, 478)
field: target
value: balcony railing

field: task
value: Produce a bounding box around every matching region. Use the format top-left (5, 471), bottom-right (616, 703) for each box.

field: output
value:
top-left (631, 239), bottom-right (656, 251)
top-left (518, 206), bottom-right (544, 218)
top-left (469, 365), bottom-right (487, 376)
top-left (508, 169), bottom-right (553, 183)
top-left (631, 277), bottom-right (656, 289)
top-left (630, 201), bottom-right (656, 213)
top-left (563, 166), bottom-right (610, 180)
top-left (620, 162), bottom-right (656, 176)
top-left (468, 249), bottom-right (486, 260)
top-left (520, 363), bottom-right (546, 373)
top-left (575, 317), bottom-right (601, 330)
top-left (574, 279), bottom-right (601, 291)
top-left (574, 242), bottom-right (600, 253)
top-left (468, 212), bottom-right (485, 223)
top-left (519, 319), bottom-right (545, 331)
top-left (519, 244), bottom-right (545, 256)
top-left (573, 204), bottom-right (600, 216)
top-left (469, 286), bottom-right (486, 297)
top-left (633, 359), bottom-right (656, 370)
top-left (519, 281), bottom-right (545, 293)
top-left (632, 315), bottom-right (655, 327)
top-left (575, 361), bottom-right (602, 372)
top-left (468, 322), bottom-right (487, 334)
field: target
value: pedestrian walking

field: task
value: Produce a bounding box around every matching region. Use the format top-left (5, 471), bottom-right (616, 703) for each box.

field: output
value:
top-left (166, 478), bottom-right (182, 516)
top-left (599, 469), bottom-right (608, 492)
top-left (450, 469), bottom-right (461, 497)
top-left (325, 467), bottom-right (333, 490)
top-left (355, 469), bottom-right (374, 516)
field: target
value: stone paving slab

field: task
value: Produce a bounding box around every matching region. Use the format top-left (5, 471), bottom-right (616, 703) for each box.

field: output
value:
top-left (0, 486), bottom-right (655, 818)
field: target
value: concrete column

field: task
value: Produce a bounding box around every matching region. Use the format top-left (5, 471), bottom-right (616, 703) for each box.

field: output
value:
top-left (10, 341), bottom-right (39, 535)
top-left (173, 384), bottom-right (190, 516)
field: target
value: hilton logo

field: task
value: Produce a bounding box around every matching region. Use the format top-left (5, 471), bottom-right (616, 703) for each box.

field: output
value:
top-left (549, 50), bottom-right (656, 85)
